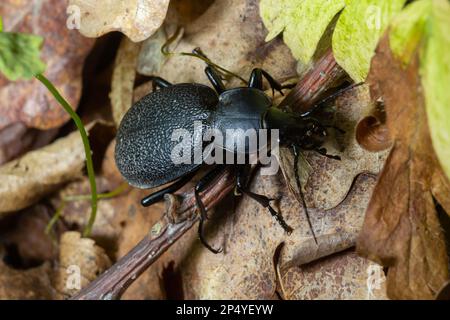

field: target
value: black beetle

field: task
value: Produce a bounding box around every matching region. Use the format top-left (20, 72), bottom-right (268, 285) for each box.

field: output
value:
top-left (115, 49), bottom-right (347, 253)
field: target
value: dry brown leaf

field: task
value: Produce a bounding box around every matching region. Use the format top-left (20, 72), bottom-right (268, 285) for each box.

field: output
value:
top-left (0, 123), bottom-right (59, 166)
top-left (281, 250), bottom-right (387, 300)
top-left (0, 261), bottom-right (56, 299)
top-left (357, 35), bottom-right (450, 299)
top-left (137, 0), bottom-right (298, 86)
top-left (110, 38), bottom-right (142, 127)
top-left (69, 0), bottom-right (170, 42)
top-left (0, 129), bottom-right (88, 215)
top-left (0, 0), bottom-right (94, 131)
top-left (55, 231), bottom-right (111, 298)
top-left (1, 203), bottom-right (66, 267)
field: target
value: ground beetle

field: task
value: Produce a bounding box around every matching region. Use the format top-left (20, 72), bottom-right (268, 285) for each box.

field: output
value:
top-left (115, 49), bottom-right (347, 253)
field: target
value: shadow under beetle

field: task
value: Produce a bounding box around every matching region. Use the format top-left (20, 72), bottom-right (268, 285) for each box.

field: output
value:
top-left (115, 49), bottom-right (349, 253)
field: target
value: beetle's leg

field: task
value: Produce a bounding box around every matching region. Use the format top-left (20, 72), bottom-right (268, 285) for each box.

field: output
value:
top-left (248, 68), bottom-right (295, 96)
top-left (195, 165), bottom-right (227, 254)
top-left (292, 145), bottom-right (318, 244)
top-left (236, 165), bottom-right (293, 234)
top-left (204, 66), bottom-right (226, 94)
top-left (140, 170), bottom-right (198, 207)
top-left (315, 147), bottom-right (341, 161)
top-left (150, 76), bottom-right (172, 91)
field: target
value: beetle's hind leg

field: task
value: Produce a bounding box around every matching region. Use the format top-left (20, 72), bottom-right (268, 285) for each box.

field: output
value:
top-left (236, 165), bottom-right (293, 234)
top-left (248, 68), bottom-right (295, 96)
top-left (204, 66), bottom-right (226, 94)
top-left (150, 76), bottom-right (172, 91)
top-left (194, 165), bottom-right (227, 254)
top-left (141, 170), bottom-right (198, 207)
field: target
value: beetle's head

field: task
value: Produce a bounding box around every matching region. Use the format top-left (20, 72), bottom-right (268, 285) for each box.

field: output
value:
top-left (295, 117), bottom-right (328, 150)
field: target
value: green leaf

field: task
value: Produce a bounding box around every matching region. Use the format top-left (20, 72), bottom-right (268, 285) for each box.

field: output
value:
top-left (260, 0), bottom-right (345, 64)
top-left (389, 0), bottom-right (431, 66)
top-left (424, 0), bottom-right (450, 181)
top-left (260, 0), bottom-right (406, 81)
top-left (0, 32), bottom-right (46, 81)
top-left (332, 0), bottom-right (406, 82)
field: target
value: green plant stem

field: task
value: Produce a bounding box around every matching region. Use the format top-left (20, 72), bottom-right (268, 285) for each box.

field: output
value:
top-left (45, 183), bottom-right (129, 235)
top-left (64, 183), bottom-right (129, 202)
top-left (35, 73), bottom-right (97, 237)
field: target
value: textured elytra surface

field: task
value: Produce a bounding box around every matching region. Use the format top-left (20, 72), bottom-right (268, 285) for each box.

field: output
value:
top-left (115, 84), bottom-right (218, 189)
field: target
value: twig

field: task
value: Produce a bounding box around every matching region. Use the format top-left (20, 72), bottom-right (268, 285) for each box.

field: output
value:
top-left (72, 167), bottom-right (236, 300)
top-left (279, 48), bottom-right (347, 112)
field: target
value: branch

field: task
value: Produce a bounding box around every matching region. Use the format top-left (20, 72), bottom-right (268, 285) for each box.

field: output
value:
top-left (72, 167), bottom-right (236, 300)
top-left (279, 48), bottom-right (347, 112)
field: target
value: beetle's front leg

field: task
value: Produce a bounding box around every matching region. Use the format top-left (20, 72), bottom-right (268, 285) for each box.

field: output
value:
top-left (248, 68), bottom-right (295, 96)
top-left (315, 147), bottom-right (341, 160)
top-left (236, 164), bottom-right (293, 234)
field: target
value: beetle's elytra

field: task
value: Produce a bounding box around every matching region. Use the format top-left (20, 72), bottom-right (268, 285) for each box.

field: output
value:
top-left (115, 49), bottom-right (343, 253)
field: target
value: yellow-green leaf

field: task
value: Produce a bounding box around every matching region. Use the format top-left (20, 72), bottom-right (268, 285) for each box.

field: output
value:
top-left (389, 0), bottom-right (430, 66)
top-left (0, 32), bottom-right (46, 81)
top-left (260, 0), bottom-right (345, 64)
top-left (332, 0), bottom-right (406, 82)
top-left (389, 0), bottom-right (450, 180)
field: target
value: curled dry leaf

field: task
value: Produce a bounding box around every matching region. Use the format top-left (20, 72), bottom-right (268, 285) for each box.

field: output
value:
top-left (0, 128), bottom-right (89, 216)
top-left (55, 231), bottom-right (111, 298)
top-left (0, 0), bottom-right (94, 130)
top-left (356, 115), bottom-right (391, 152)
top-left (69, 0), bottom-right (170, 42)
top-left (110, 37), bottom-right (142, 127)
top-left (357, 35), bottom-right (450, 300)
top-left (281, 250), bottom-right (387, 300)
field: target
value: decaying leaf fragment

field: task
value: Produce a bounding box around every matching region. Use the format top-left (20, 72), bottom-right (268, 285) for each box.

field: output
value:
top-left (110, 37), bottom-right (142, 127)
top-left (69, 0), bottom-right (170, 42)
top-left (0, 261), bottom-right (56, 299)
top-left (357, 35), bottom-right (450, 300)
top-left (281, 250), bottom-right (387, 300)
top-left (55, 231), bottom-right (111, 298)
top-left (0, 129), bottom-right (88, 215)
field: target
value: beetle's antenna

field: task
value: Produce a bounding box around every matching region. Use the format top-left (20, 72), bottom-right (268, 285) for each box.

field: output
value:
top-left (315, 82), bottom-right (365, 108)
top-left (161, 27), bottom-right (248, 84)
top-left (292, 145), bottom-right (318, 244)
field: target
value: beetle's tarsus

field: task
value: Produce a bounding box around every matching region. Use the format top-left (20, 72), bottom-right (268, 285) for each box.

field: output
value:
top-left (198, 208), bottom-right (222, 254)
top-left (316, 147), bottom-right (341, 161)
